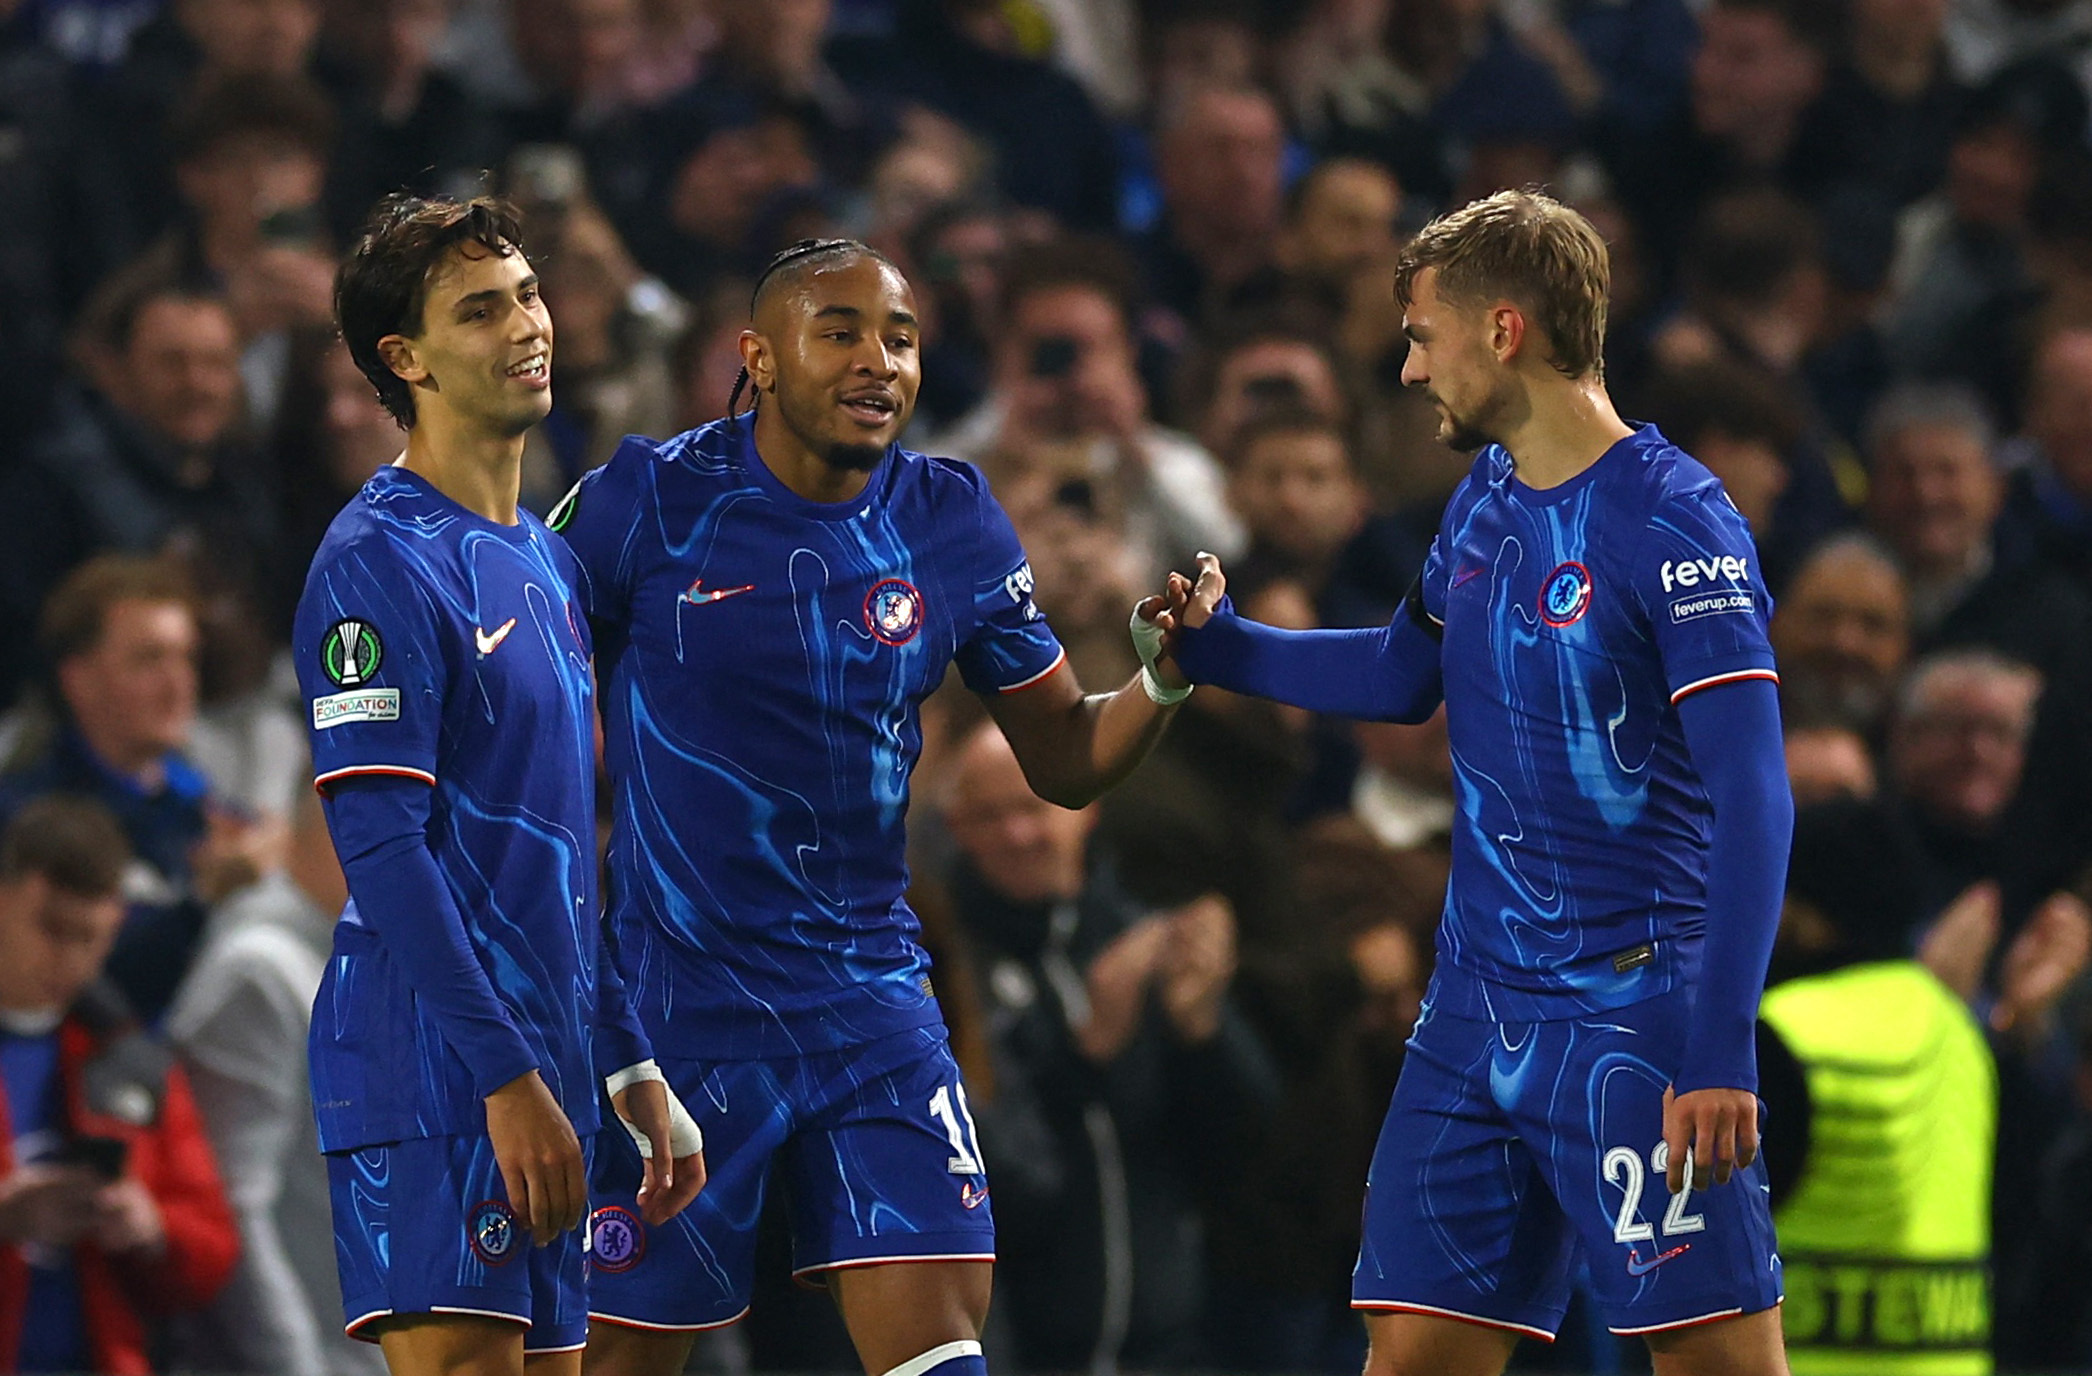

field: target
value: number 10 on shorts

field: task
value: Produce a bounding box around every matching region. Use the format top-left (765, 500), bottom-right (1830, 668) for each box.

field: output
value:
top-left (1604, 1141), bottom-right (1707, 1244)
top-left (929, 1083), bottom-right (985, 1175)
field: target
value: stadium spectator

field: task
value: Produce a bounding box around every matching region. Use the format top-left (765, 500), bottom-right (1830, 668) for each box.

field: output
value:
top-left (1650, 189), bottom-right (1860, 562)
top-left (934, 722), bottom-right (1277, 1370)
top-left (623, 98), bottom-right (824, 301)
top-left (1132, 84), bottom-right (1289, 334)
top-left (318, 0), bottom-right (508, 224)
top-left (905, 197), bottom-right (1021, 431)
top-left (1783, 721), bottom-right (1879, 806)
top-left (1185, 318), bottom-right (1354, 458)
top-left (1273, 156), bottom-right (1403, 309)
top-left (0, 795), bottom-right (239, 1374)
top-left (0, 8), bottom-right (137, 442)
top-left (6, 271), bottom-right (278, 709)
top-left (1794, 0), bottom-right (1964, 218)
top-left (988, 440), bottom-right (1146, 687)
top-left (1348, 708), bottom-right (1456, 855)
top-left (1758, 799), bottom-right (1998, 1372)
top-left (2008, 1014), bottom-right (2092, 1368)
top-left (1863, 381), bottom-right (2092, 683)
top-left (1884, 648), bottom-right (2044, 913)
top-left (1770, 533), bottom-right (1913, 737)
top-left (166, 790), bottom-right (382, 1376)
top-left (935, 236), bottom-right (1244, 573)
top-left (1999, 324), bottom-right (2092, 594)
top-left (1202, 818), bottom-right (1437, 1371)
top-left (1634, 357), bottom-right (1806, 581)
top-left (1220, 408), bottom-right (1373, 622)
top-left (511, 176), bottom-right (684, 505)
top-left (830, 0), bottom-right (1122, 232)
top-left (153, 74), bottom-right (341, 430)
top-left (1606, 0), bottom-right (1835, 284)
top-left (0, 557), bottom-right (286, 1024)
top-left (94, 0), bottom-right (326, 245)
top-left (693, 0), bottom-right (878, 190)
top-left (272, 330), bottom-right (404, 631)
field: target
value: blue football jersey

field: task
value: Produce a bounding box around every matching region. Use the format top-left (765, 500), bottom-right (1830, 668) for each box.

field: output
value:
top-left (556, 413), bottom-right (1067, 1060)
top-left (1417, 425), bottom-right (1779, 1022)
top-left (296, 466), bottom-right (613, 1152)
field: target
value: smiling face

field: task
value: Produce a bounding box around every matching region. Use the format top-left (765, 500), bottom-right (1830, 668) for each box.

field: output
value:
top-left (1399, 266), bottom-right (1514, 452)
top-left (744, 254), bottom-right (921, 473)
top-left (379, 243), bottom-right (553, 437)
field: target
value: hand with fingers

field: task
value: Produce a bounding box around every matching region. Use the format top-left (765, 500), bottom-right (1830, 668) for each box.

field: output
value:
top-left (484, 1070), bottom-right (586, 1244)
top-left (610, 1076), bottom-right (708, 1226)
top-left (1662, 1083), bottom-right (1760, 1194)
top-left (1131, 551), bottom-right (1234, 706)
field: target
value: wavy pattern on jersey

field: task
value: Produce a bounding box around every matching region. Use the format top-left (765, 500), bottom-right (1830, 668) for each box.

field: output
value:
top-left (1423, 430), bottom-right (1773, 1024)
top-left (301, 468), bottom-right (605, 1151)
top-left (567, 419), bottom-right (1064, 1062)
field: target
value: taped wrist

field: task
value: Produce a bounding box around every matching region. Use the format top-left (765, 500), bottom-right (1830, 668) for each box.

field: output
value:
top-left (606, 1059), bottom-right (704, 1157)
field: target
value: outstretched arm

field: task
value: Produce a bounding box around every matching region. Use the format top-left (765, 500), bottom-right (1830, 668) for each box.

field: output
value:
top-left (1161, 553), bottom-right (1445, 723)
top-left (983, 653), bottom-right (1181, 810)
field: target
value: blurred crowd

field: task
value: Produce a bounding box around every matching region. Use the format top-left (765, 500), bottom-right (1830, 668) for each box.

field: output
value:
top-left (1, 0), bottom-right (2091, 1371)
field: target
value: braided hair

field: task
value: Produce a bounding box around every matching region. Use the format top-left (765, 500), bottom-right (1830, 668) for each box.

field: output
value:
top-left (727, 237), bottom-right (900, 418)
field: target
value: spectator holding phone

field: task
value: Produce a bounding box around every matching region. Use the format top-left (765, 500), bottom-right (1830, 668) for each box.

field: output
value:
top-left (932, 236), bottom-right (1244, 576)
top-left (0, 796), bottom-right (238, 1375)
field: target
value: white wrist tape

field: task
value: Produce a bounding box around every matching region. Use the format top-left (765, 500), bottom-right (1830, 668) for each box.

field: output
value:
top-left (1128, 603), bottom-right (1192, 706)
top-left (606, 1059), bottom-right (704, 1158)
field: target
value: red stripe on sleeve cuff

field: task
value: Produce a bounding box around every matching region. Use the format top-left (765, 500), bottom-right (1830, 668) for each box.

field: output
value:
top-left (1669, 669), bottom-right (1780, 704)
top-left (313, 764), bottom-right (438, 794)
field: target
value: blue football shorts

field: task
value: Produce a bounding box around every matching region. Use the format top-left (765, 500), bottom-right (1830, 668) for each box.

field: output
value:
top-left (586, 1025), bottom-right (995, 1331)
top-left (327, 1132), bottom-right (594, 1353)
top-left (1353, 985), bottom-right (1784, 1338)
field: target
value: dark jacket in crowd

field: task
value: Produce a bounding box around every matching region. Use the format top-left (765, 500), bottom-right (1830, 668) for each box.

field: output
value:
top-left (948, 860), bottom-right (1280, 1371)
top-left (0, 732), bottom-right (214, 1025)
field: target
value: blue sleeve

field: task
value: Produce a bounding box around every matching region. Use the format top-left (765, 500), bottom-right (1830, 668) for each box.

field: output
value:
top-left (550, 437), bottom-right (649, 630)
top-left (1172, 584), bottom-right (1445, 723)
top-left (954, 478), bottom-right (1068, 694)
top-left (1672, 677), bottom-right (1794, 1095)
top-left (592, 921), bottom-right (653, 1079)
top-left (1630, 490), bottom-right (1779, 704)
top-left (296, 538), bottom-right (448, 789)
top-left (321, 774), bottom-right (541, 1100)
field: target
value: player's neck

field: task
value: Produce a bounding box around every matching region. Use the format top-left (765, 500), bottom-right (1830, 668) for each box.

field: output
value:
top-left (751, 406), bottom-right (875, 505)
top-left (1500, 376), bottom-right (1636, 491)
top-left (399, 410), bottom-right (527, 525)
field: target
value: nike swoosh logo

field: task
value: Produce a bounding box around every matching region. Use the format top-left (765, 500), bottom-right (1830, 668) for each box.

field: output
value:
top-left (679, 579), bottom-right (755, 606)
top-left (1451, 567), bottom-right (1484, 589)
top-left (1626, 1243), bottom-right (1692, 1276)
top-left (474, 617), bottom-right (517, 655)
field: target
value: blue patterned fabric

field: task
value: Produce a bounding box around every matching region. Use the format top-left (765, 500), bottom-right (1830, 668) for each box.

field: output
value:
top-left (557, 414), bottom-right (1066, 1060)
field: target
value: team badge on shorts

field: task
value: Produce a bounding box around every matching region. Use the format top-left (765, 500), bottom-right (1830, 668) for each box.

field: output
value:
top-left (1540, 562), bottom-right (1593, 627)
top-left (588, 1206), bottom-right (646, 1273)
top-left (467, 1200), bottom-right (519, 1265)
top-left (865, 579), bottom-right (923, 645)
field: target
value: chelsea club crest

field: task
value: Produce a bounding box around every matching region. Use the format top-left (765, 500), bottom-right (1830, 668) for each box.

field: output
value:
top-left (1540, 561), bottom-right (1593, 627)
top-left (864, 578), bottom-right (924, 646)
top-left (467, 1199), bottom-right (518, 1266)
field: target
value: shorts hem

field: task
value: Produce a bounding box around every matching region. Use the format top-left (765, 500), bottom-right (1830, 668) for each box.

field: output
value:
top-left (524, 1342), bottom-right (589, 1355)
top-left (1608, 1297), bottom-right (1778, 1335)
top-left (344, 1305), bottom-right (533, 1344)
top-left (587, 1307), bottom-right (751, 1334)
top-left (1349, 1299), bottom-right (1557, 1342)
top-left (792, 1251), bottom-right (997, 1285)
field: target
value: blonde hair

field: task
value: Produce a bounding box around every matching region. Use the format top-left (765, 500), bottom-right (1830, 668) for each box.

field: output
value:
top-left (1394, 188), bottom-right (1611, 379)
